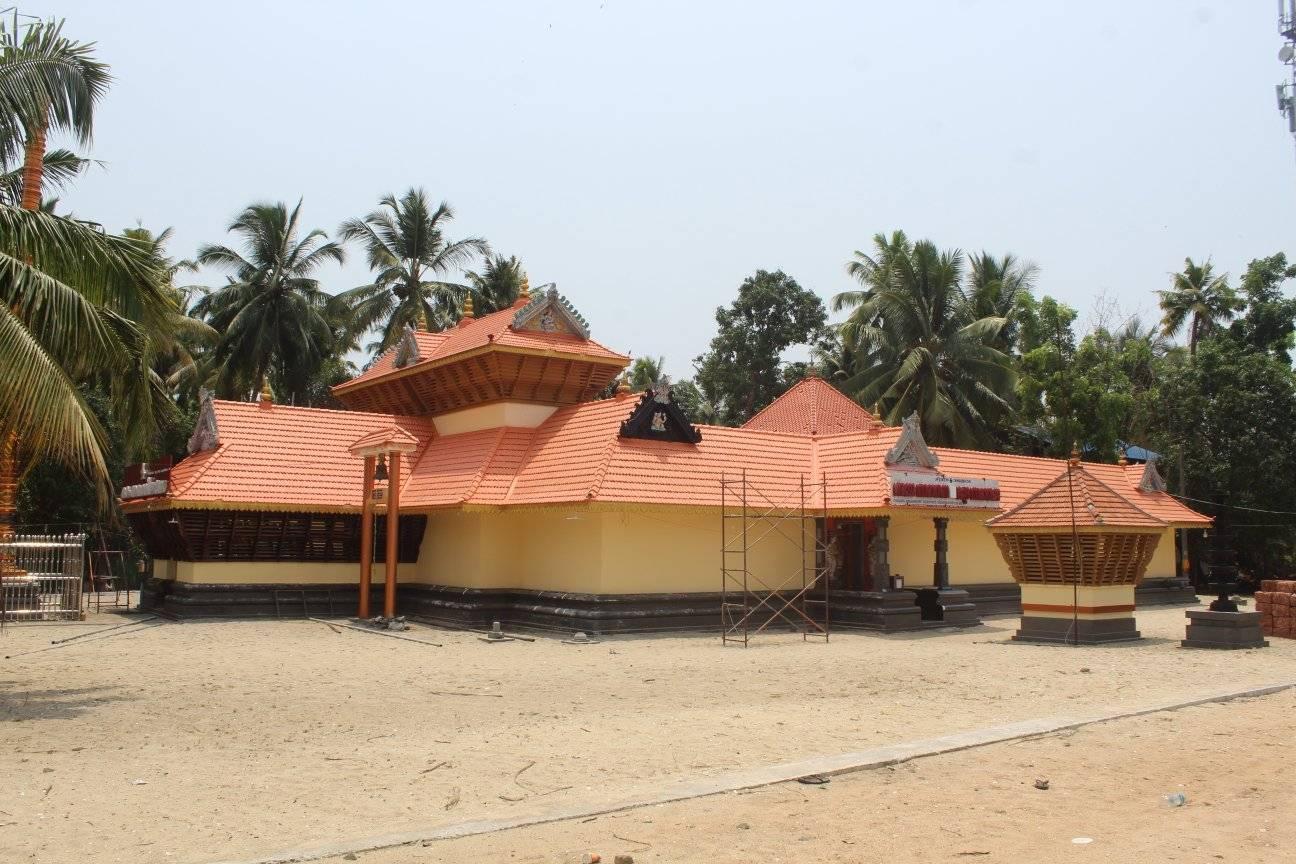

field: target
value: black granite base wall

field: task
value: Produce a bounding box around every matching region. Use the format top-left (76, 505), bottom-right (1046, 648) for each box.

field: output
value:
top-left (141, 575), bottom-right (1199, 635)
top-left (1012, 615), bottom-right (1141, 645)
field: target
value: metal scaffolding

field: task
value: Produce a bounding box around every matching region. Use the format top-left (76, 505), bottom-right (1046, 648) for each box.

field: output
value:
top-left (720, 470), bottom-right (830, 646)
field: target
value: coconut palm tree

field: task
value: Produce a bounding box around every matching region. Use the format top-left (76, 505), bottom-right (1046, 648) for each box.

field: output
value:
top-left (832, 234), bottom-right (1015, 447)
top-left (627, 355), bottom-right (666, 391)
top-left (0, 17), bottom-right (108, 210)
top-left (194, 201), bottom-right (345, 403)
top-left (1158, 257), bottom-right (1241, 358)
top-left (0, 17), bottom-right (171, 519)
top-left (966, 252), bottom-right (1038, 353)
top-left (465, 254), bottom-right (525, 314)
top-left (122, 226), bottom-right (217, 401)
top-left (338, 189), bottom-right (488, 352)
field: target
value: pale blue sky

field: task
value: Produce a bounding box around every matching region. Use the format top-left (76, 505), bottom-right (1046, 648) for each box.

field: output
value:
top-left (49, 0), bottom-right (1296, 377)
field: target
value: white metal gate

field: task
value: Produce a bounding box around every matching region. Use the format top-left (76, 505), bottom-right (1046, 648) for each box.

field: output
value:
top-left (0, 533), bottom-right (87, 622)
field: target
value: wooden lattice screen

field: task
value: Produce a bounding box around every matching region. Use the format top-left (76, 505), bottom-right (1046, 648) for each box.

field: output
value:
top-left (993, 532), bottom-right (1160, 586)
top-left (127, 509), bottom-right (426, 563)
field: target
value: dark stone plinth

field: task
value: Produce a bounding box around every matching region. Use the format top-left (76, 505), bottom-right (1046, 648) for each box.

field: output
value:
top-left (1013, 615), bottom-right (1141, 645)
top-left (935, 588), bottom-right (980, 626)
top-left (823, 590), bottom-right (924, 631)
top-left (1181, 610), bottom-right (1268, 650)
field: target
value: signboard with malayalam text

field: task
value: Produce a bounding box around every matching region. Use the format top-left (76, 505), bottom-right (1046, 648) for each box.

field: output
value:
top-left (887, 468), bottom-right (1001, 509)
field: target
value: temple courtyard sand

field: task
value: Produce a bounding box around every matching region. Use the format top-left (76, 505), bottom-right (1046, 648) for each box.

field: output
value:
top-left (2, 606), bottom-right (1294, 864)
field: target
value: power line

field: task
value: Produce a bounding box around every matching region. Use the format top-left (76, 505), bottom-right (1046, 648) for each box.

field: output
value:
top-left (1169, 493), bottom-right (1296, 517)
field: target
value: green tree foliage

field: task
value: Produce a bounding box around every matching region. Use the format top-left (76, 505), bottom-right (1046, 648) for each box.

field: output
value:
top-left (338, 189), bottom-right (488, 351)
top-left (1158, 257), bottom-right (1242, 358)
top-left (832, 232), bottom-right (1016, 447)
top-left (193, 200), bottom-right (345, 404)
top-left (0, 18), bottom-right (173, 494)
top-left (1152, 339), bottom-right (1296, 574)
top-left (466, 254), bottom-right (525, 314)
top-left (1226, 253), bottom-right (1296, 362)
top-left (693, 270), bottom-right (826, 426)
top-left (627, 355), bottom-right (665, 391)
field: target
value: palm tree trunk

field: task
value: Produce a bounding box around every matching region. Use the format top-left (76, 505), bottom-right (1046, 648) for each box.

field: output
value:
top-left (2, 106), bottom-right (49, 582)
top-left (20, 105), bottom-right (47, 210)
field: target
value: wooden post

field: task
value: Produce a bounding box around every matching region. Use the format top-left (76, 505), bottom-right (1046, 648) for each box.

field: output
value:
top-left (358, 455), bottom-right (376, 618)
top-left (383, 451), bottom-right (401, 618)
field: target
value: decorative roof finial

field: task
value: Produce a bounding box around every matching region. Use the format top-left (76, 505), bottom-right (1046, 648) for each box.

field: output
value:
top-left (462, 293), bottom-right (475, 320)
top-left (1068, 444), bottom-right (1081, 467)
top-left (1118, 447), bottom-right (1129, 466)
top-left (518, 273), bottom-right (530, 301)
top-left (417, 306), bottom-right (428, 331)
top-left (259, 380), bottom-right (273, 407)
top-left (615, 375), bottom-right (632, 399)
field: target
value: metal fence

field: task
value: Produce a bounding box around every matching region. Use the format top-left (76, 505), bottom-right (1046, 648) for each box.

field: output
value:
top-left (0, 532), bottom-right (88, 622)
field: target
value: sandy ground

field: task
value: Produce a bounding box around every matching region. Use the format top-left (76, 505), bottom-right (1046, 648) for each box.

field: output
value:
top-left (343, 689), bottom-right (1296, 864)
top-left (0, 606), bottom-right (1292, 864)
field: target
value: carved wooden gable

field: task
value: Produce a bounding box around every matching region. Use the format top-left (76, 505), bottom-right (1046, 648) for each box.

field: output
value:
top-left (511, 285), bottom-right (591, 339)
top-left (187, 388), bottom-right (220, 454)
top-left (618, 383), bottom-right (702, 444)
top-left (392, 324), bottom-right (421, 368)
top-left (884, 412), bottom-right (940, 469)
top-left (1138, 456), bottom-right (1167, 493)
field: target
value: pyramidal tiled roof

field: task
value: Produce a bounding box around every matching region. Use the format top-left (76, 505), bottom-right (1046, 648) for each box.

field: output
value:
top-left (987, 463), bottom-right (1167, 529)
top-left (334, 299), bottom-right (627, 394)
top-left (743, 377), bottom-right (875, 436)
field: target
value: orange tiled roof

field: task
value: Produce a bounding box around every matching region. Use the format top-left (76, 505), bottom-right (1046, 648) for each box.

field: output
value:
top-left (987, 464), bottom-right (1167, 529)
top-left (125, 390), bottom-right (1210, 527)
top-left (743, 377), bottom-right (876, 436)
top-left (348, 424), bottom-right (420, 454)
top-left (334, 301), bottom-right (628, 394)
top-left (146, 401), bottom-right (435, 510)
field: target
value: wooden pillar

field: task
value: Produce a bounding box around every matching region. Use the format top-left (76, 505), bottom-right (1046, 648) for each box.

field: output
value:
top-left (933, 517), bottom-right (950, 590)
top-left (357, 455), bottom-right (376, 618)
top-left (870, 516), bottom-right (891, 592)
top-left (383, 451), bottom-right (401, 619)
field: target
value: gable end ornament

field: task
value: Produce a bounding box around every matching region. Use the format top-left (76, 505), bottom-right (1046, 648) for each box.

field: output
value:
top-left (618, 384), bottom-right (702, 444)
top-left (511, 284), bottom-right (591, 339)
top-left (392, 324), bottom-right (421, 368)
top-left (187, 388), bottom-right (220, 454)
top-left (1138, 455), bottom-right (1167, 493)
top-left (883, 411), bottom-right (940, 469)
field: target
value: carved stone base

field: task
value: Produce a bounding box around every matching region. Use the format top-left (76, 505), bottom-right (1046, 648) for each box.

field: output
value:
top-left (1013, 614), bottom-right (1141, 645)
top-left (935, 588), bottom-right (980, 626)
top-left (1181, 610), bottom-right (1268, 650)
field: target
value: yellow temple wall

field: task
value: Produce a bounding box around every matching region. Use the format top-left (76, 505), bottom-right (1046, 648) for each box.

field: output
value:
top-left (1143, 531), bottom-right (1175, 580)
top-left (149, 559), bottom-right (416, 585)
top-left (411, 506), bottom-right (808, 595)
top-left (888, 515), bottom-right (934, 586)
top-left (948, 521), bottom-right (1013, 584)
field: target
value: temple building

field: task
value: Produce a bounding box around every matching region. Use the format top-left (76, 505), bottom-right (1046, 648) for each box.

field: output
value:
top-left (121, 285), bottom-right (1211, 637)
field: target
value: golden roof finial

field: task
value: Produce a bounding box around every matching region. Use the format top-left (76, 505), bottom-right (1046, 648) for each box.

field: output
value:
top-left (1068, 444), bottom-right (1081, 467)
top-left (518, 273), bottom-right (530, 301)
top-left (462, 293), bottom-right (475, 320)
top-left (259, 380), bottom-right (273, 406)
top-left (1118, 447), bottom-right (1129, 466)
top-left (417, 307), bottom-right (428, 331)
top-left (615, 375), bottom-right (632, 398)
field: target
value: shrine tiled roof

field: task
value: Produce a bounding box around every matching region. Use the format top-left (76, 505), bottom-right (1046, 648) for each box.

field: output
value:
top-left (987, 463), bottom-right (1168, 530)
top-left (743, 376), bottom-right (876, 436)
top-left (123, 390), bottom-right (1211, 527)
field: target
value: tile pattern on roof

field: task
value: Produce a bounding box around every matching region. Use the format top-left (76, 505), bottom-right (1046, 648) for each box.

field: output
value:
top-left (130, 393), bottom-right (1210, 527)
top-left (988, 464), bottom-right (1166, 529)
top-left (335, 300), bottom-right (626, 394)
top-left (742, 377), bottom-right (875, 436)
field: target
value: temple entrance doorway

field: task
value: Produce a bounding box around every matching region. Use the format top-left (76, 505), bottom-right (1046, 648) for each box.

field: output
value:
top-left (825, 519), bottom-right (877, 592)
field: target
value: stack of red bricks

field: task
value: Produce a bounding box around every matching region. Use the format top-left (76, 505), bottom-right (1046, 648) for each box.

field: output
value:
top-left (1256, 581), bottom-right (1296, 638)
